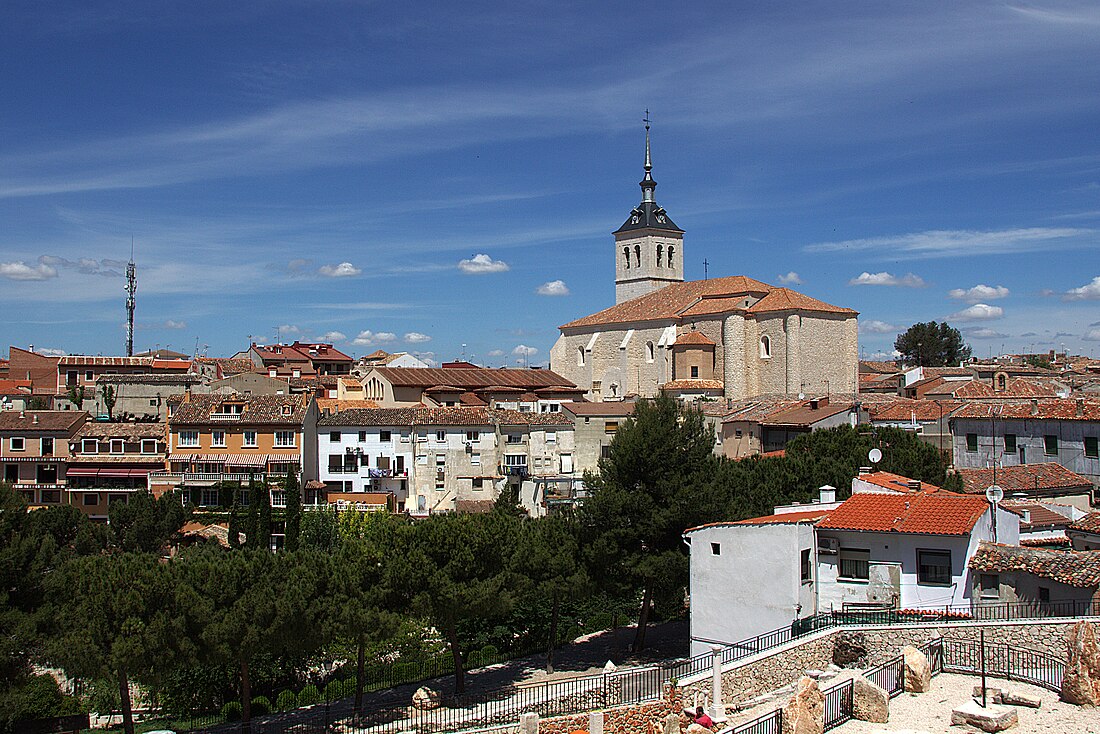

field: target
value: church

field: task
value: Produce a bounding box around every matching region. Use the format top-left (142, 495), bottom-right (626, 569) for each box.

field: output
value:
top-left (549, 125), bottom-right (859, 402)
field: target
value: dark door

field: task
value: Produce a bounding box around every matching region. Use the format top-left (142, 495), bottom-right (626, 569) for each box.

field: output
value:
top-left (1018, 446), bottom-right (1026, 465)
top-left (36, 464), bottom-right (57, 484)
top-left (4, 464), bottom-right (18, 483)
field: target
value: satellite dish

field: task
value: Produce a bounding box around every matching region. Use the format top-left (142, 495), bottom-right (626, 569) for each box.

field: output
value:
top-left (868, 448), bottom-right (883, 464)
top-left (985, 485), bottom-right (1004, 504)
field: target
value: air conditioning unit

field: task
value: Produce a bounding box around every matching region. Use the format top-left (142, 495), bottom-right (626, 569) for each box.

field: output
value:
top-left (817, 537), bottom-right (839, 554)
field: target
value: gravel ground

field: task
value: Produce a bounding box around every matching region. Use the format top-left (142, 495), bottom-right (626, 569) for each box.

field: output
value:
top-left (836, 673), bottom-right (1099, 734)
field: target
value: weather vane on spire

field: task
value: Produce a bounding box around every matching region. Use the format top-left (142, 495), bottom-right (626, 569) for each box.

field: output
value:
top-left (643, 108), bottom-right (650, 130)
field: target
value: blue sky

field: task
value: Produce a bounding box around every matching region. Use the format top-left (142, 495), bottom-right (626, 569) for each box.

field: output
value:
top-left (2, 1), bottom-right (1099, 366)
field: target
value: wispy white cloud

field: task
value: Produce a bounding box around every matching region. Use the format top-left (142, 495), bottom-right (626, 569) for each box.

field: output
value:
top-left (319, 331), bottom-right (347, 342)
top-left (1063, 276), bottom-right (1100, 301)
top-left (963, 327), bottom-right (1009, 339)
top-left (536, 279), bottom-right (570, 296)
top-left (404, 332), bottom-right (431, 344)
top-left (351, 330), bottom-right (397, 347)
top-left (848, 271), bottom-right (926, 287)
top-left (864, 349), bottom-right (902, 361)
top-left (318, 262), bottom-right (361, 278)
top-left (950, 303), bottom-right (1004, 321)
top-left (0, 260), bottom-right (58, 281)
top-left (487, 349), bottom-right (505, 357)
top-left (458, 253), bottom-right (509, 274)
top-left (948, 284), bottom-right (1009, 303)
top-left (512, 344), bottom-right (538, 356)
top-left (277, 324), bottom-right (300, 335)
top-left (777, 271), bottom-right (802, 285)
top-left (809, 228), bottom-right (1093, 260)
top-left (163, 319), bottom-right (187, 330)
top-left (860, 320), bottom-right (897, 334)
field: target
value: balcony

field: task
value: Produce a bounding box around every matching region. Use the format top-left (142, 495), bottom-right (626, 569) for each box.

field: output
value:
top-left (208, 413), bottom-right (243, 421)
top-left (148, 471), bottom-right (268, 485)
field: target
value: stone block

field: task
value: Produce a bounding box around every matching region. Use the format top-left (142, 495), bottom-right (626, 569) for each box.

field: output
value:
top-left (998, 691), bottom-right (1041, 709)
top-left (781, 676), bottom-right (824, 734)
top-left (902, 646), bottom-right (931, 693)
top-left (661, 713), bottom-right (680, 734)
top-left (520, 712), bottom-right (539, 734)
top-left (1061, 620), bottom-right (1100, 706)
top-left (833, 631), bottom-right (868, 668)
top-left (949, 701), bottom-right (1019, 732)
top-left (411, 686), bottom-right (441, 710)
top-left (851, 674), bottom-right (889, 723)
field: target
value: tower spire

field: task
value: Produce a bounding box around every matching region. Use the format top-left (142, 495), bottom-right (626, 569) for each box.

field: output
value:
top-left (641, 109), bottom-right (655, 203)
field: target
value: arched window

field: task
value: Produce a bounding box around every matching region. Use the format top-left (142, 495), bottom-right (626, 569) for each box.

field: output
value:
top-left (646, 341), bottom-right (655, 363)
top-left (667, 246), bottom-right (675, 268)
top-left (760, 335), bottom-right (771, 359)
top-left (623, 247), bottom-right (631, 269)
top-left (635, 244), bottom-right (641, 267)
top-left (577, 346), bottom-right (585, 366)
top-left (997, 373), bottom-right (1007, 391)
top-left (656, 245), bottom-right (663, 267)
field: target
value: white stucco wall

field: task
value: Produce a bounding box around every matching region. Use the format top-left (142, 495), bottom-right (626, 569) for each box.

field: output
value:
top-left (687, 523), bottom-right (817, 657)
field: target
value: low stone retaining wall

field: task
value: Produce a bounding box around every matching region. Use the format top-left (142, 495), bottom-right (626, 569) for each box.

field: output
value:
top-left (539, 686), bottom-right (683, 734)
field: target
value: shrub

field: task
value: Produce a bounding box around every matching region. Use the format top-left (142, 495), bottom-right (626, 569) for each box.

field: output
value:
top-left (466, 651), bottom-right (482, 669)
top-left (480, 644), bottom-right (499, 659)
top-left (275, 690), bottom-right (298, 711)
top-left (250, 696), bottom-right (272, 716)
top-left (221, 701), bottom-right (242, 722)
top-left (324, 678), bottom-right (352, 701)
top-left (297, 684), bottom-right (320, 707)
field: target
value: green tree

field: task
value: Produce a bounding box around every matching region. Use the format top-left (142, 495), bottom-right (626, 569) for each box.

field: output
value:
top-left (581, 395), bottom-right (720, 651)
top-left (299, 507), bottom-right (340, 551)
top-left (228, 483), bottom-right (243, 549)
top-left (394, 512), bottom-right (518, 693)
top-left (894, 321), bottom-right (972, 367)
top-left (47, 553), bottom-right (186, 734)
top-left (283, 471), bottom-right (301, 552)
top-left (100, 384), bottom-right (117, 420)
top-left (255, 481), bottom-right (272, 552)
top-left (66, 384), bottom-right (85, 410)
top-left (108, 490), bottom-right (188, 553)
top-left (243, 474), bottom-right (259, 548)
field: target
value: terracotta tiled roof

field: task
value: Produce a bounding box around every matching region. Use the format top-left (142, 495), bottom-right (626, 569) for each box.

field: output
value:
top-left (922, 367), bottom-right (974, 377)
top-left (674, 330), bottom-right (716, 346)
top-left (320, 406), bottom-right (572, 428)
top-left (1000, 501), bottom-right (1074, 530)
top-left (761, 399), bottom-right (855, 427)
top-left (170, 394), bottom-right (309, 425)
top-left (860, 361), bottom-right (902, 374)
top-left (968, 542), bottom-right (1100, 588)
top-left (75, 422), bottom-right (165, 439)
top-left (58, 355), bottom-right (155, 367)
top-left (722, 397), bottom-right (803, 423)
top-left (196, 357), bottom-right (256, 375)
top-left (952, 399), bottom-right (1100, 421)
top-left (458, 392), bottom-right (488, 406)
top-left (0, 410), bottom-right (87, 433)
top-left (97, 374), bottom-right (201, 385)
top-left (316, 399), bottom-right (380, 412)
top-left (855, 471), bottom-right (941, 493)
top-left (1069, 512), bottom-right (1100, 535)
top-left (456, 499), bottom-right (496, 514)
top-left (953, 379), bottom-right (1060, 399)
top-left (731, 509), bottom-right (834, 525)
top-left (561, 276), bottom-right (856, 329)
top-left (318, 408), bottom-right (420, 427)
top-left (374, 367), bottom-right (576, 390)
top-left (493, 410), bottom-right (572, 427)
top-left (662, 379), bottom-right (724, 391)
top-left (0, 379), bottom-right (33, 395)
top-left (867, 399), bottom-right (962, 422)
top-left (957, 463), bottom-right (1093, 495)
top-left (816, 492), bottom-right (989, 535)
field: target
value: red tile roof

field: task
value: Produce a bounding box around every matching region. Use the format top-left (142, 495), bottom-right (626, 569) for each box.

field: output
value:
top-left (816, 492), bottom-right (989, 535)
top-left (374, 367), bottom-right (576, 390)
top-left (662, 379), bottom-right (724, 391)
top-left (969, 542), bottom-right (1100, 588)
top-left (731, 509), bottom-right (834, 525)
top-left (957, 463), bottom-right (1093, 495)
top-left (868, 400), bottom-right (962, 422)
top-left (761, 399), bottom-right (855, 427)
top-left (860, 361), bottom-right (902, 374)
top-left (0, 410), bottom-right (88, 433)
top-left (169, 394), bottom-right (310, 425)
top-left (1069, 512), bottom-right (1100, 535)
top-left (952, 378), bottom-right (1060, 399)
top-left (855, 471), bottom-right (941, 493)
top-left (674, 330), bottom-right (716, 346)
top-left (562, 401), bottom-right (638, 417)
top-left (952, 399), bottom-right (1100, 421)
top-left (561, 276), bottom-right (856, 329)
top-left (1000, 501), bottom-right (1074, 530)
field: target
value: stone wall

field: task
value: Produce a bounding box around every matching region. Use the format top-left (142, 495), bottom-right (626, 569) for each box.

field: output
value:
top-left (540, 684), bottom-right (684, 734)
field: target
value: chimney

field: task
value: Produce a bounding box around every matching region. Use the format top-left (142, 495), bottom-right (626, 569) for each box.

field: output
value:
top-left (858, 466), bottom-right (872, 476)
top-left (819, 485), bottom-right (836, 504)
top-left (1020, 509), bottom-right (1031, 523)
top-left (32, 414), bottom-right (39, 425)
top-left (1030, 399), bottom-right (1039, 416)
top-left (1077, 398), bottom-right (1085, 418)
top-left (809, 398), bottom-right (820, 410)
top-left (269, 367), bottom-right (277, 378)
top-left (907, 479), bottom-right (922, 492)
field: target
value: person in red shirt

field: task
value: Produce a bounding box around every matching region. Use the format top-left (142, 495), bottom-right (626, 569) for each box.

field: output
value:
top-left (691, 706), bottom-right (714, 729)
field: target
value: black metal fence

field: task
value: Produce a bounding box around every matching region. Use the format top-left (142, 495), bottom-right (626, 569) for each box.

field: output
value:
top-left (941, 639), bottom-right (1064, 693)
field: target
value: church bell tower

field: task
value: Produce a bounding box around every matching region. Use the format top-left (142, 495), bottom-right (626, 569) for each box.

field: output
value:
top-left (613, 114), bottom-right (684, 304)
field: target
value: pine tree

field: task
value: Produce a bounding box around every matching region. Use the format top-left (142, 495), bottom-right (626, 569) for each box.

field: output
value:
top-left (228, 482), bottom-right (242, 549)
top-left (256, 481), bottom-right (272, 552)
top-left (283, 471), bottom-right (301, 552)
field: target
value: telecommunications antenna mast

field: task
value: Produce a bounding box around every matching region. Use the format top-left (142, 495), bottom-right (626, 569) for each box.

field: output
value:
top-left (125, 238), bottom-right (137, 357)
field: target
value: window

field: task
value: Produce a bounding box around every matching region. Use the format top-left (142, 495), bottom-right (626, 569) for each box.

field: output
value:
top-left (800, 549), bottom-right (812, 583)
top-left (605, 421), bottom-right (618, 435)
top-left (760, 335), bottom-right (771, 359)
top-left (506, 433), bottom-right (522, 444)
top-left (83, 493), bottom-right (99, 506)
top-left (504, 454), bottom-right (527, 466)
top-left (67, 370), bottom-right (77, 386)
top-left (110, 438), bottom-right (125, 454)
top-left (178, 431), bottom-right (199, 448)
top-left (546, 431), bottom-right (556, 443)
top-left (1038, 586), bottom-right (1050, 603)
top-left (274, 431), bottom-right (295, 447)
top-left (601, 445), bottom-right (613, 459)
top-left (243, 431), bottom-right (258, 448)
top-left (211, 431), bottom-right (226, 448)
top-left (735, 429), bottom-right (743, 439)
top-left (577, 347), bottom-right (585, 367)
top-left (435, 430), bottom-right (446, 443)
top-left (690, 366), bottom-right (700, 378)
top-left (472, 478), bottom-right (485, 490)
top-left (465, 431), bottom-right (480, 442)
top-left (108, 494), bottom-right (127, 505)
top-left (343, 454), bottom-right (358, 473)
top-left (966, 433), bottom-right (978, 452)
top-left (838, 548), bottom-right (870, 581)
top-left (81, 438), bottom-right (98, 454)
top-left (656, 244), bottom-right (663, 267)
top-left (471, 453), bottom-right (481, 466)
top-left (40, 489), bottom-right (60, 504)
top-left (979, 574), bottom-right (999, 600)
top-left (328, 455), bottom-right (343, 473)
top-left (917, 550), bottom-right (952, 586)
top-left (359, 431), bottom-right (367, 442)
top-left (1086, 436), bottom-right (1099, 459)
top-left (1004, 433), bottom-right (1017, 454)
top-left (1044, 434), bottom-right (1058, 456)
top-left (710, 542), bottom-right (721, 556)
top-left (85, 370), bottom-right (94, 381)
top-left (634, 244), bottom-right (641, 266)
top-left (380, 430), bottom-right (392, 442)
top-left (330, 431), bottom-right (341, 441)
top-left (9, 437), bottom-right (24, 452)
top-left (646, 341), bottom-right (655, 363)
top-left (200, 489), bottom-right (219, 507)
top-left (41, 437), bottom-right (54, 455)
top-left (141, 439), bottom-right (157, 454)
top-left (623, 247), bottom-right (630, 269)
top-left (667, 246), bottom-right (674, 268)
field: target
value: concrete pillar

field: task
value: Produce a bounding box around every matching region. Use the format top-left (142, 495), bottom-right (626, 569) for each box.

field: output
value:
top-left (588, 710), bottom-right (604, 734)
top-left (520, 712), bottom-right (538, 734)
top-left (709, 644), bottom-right (726, 721)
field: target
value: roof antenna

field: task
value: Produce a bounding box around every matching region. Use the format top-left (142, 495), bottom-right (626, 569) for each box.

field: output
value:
top-left (703, 258), bottom-right (709, 281)
top-left (125, 236), bottom-right (137, 357)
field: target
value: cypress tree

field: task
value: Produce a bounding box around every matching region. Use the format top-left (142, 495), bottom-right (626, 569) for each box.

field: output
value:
top-left (284, 470), bottom-right (301, 552)
top-left (256, 481), bottom-right (272, 552)
top-left (228, 482), bottom-right (242, 549)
